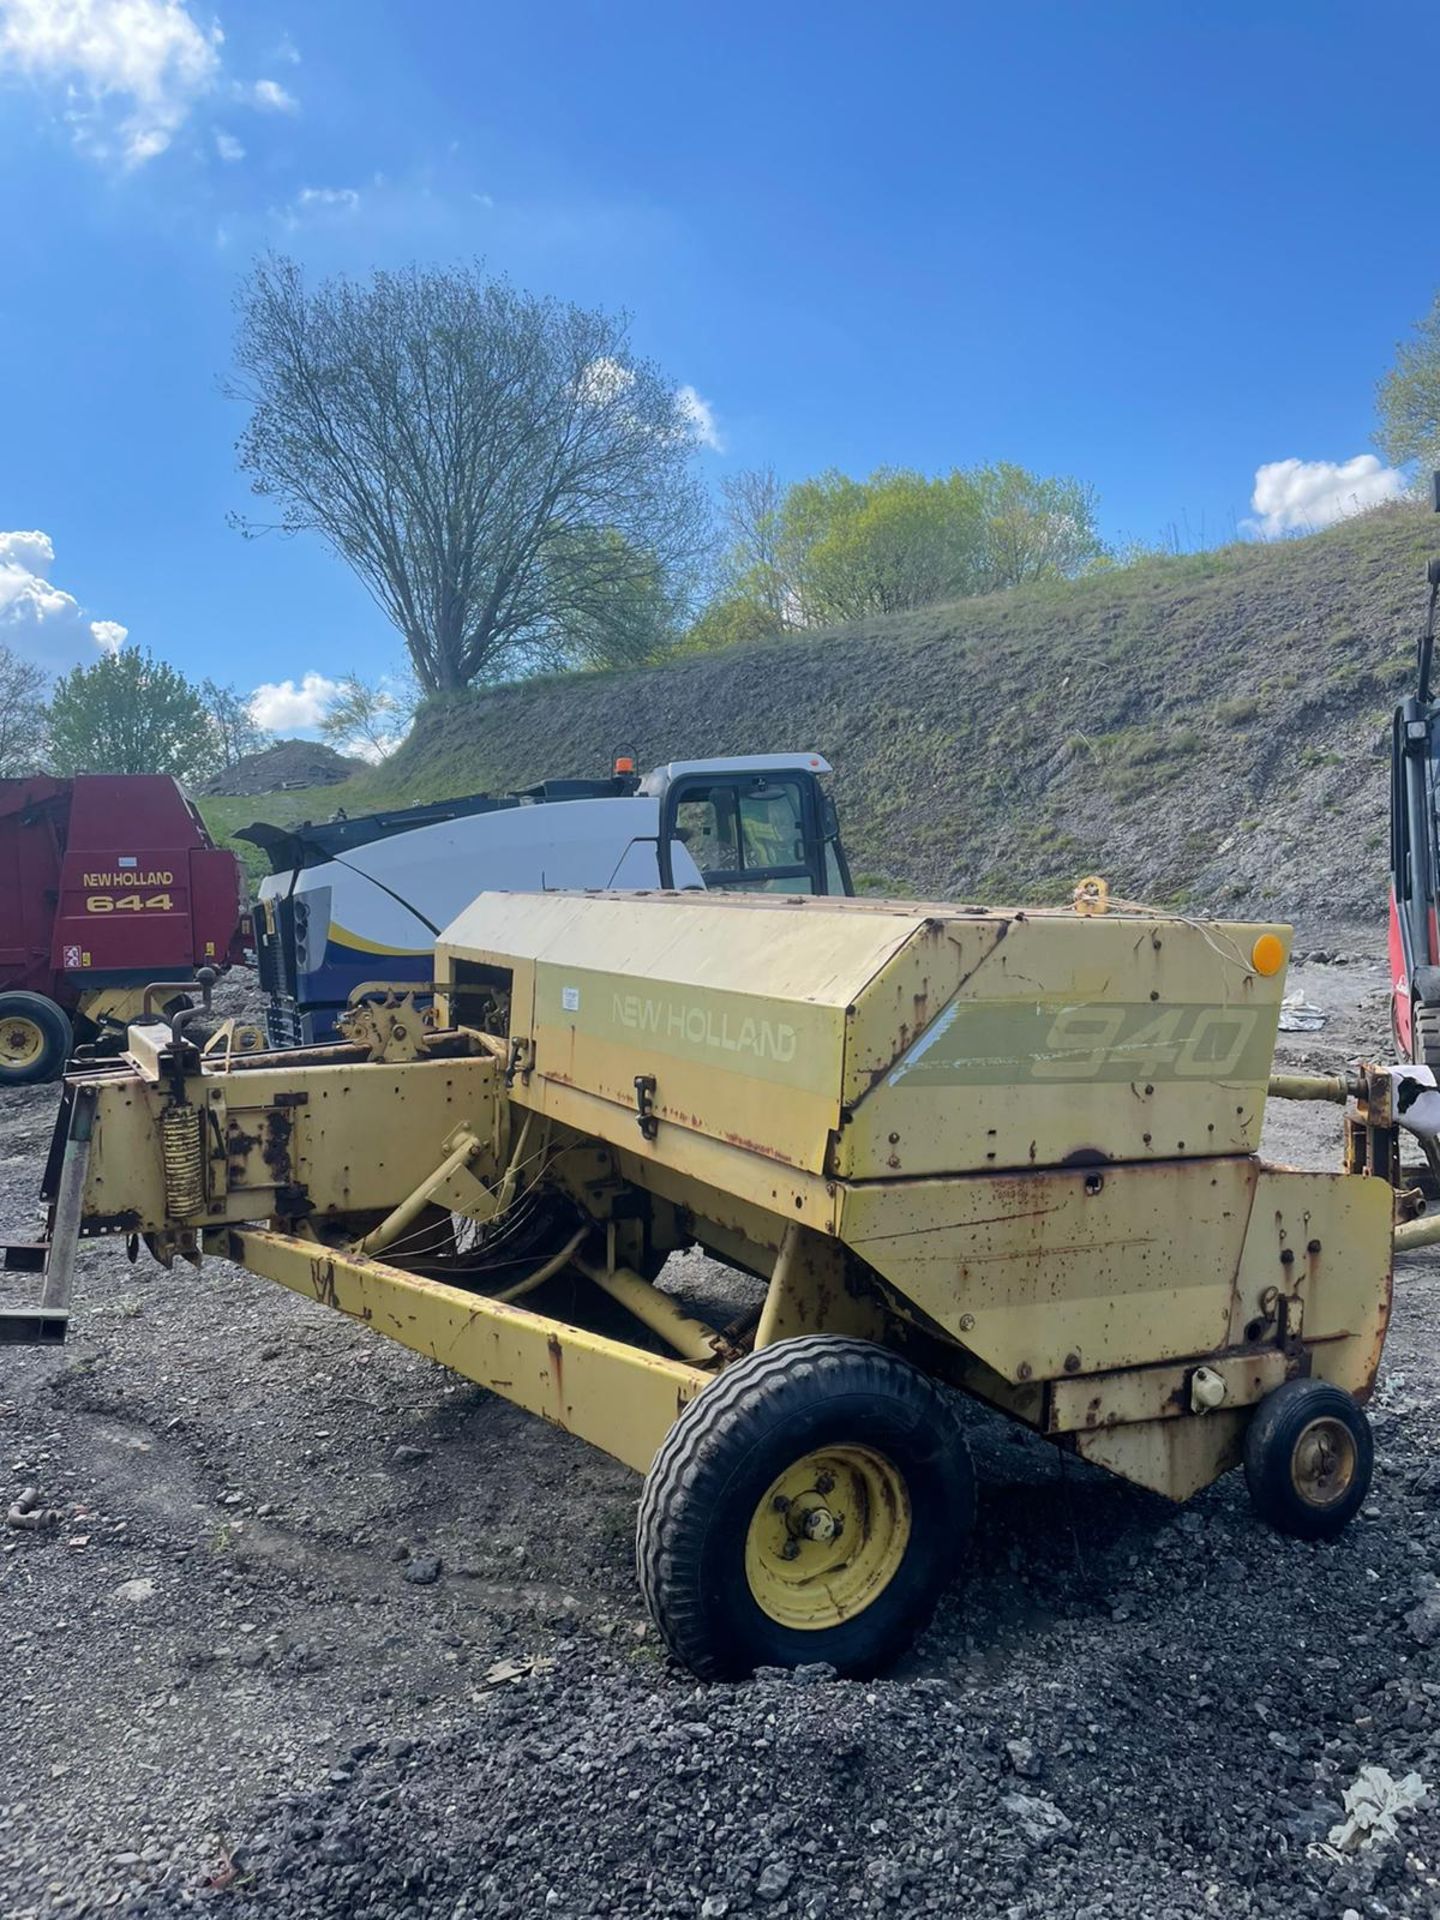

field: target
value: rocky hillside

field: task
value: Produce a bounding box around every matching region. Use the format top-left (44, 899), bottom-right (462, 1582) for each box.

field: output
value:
top-left (360, 504), bottom-right (1433, 924)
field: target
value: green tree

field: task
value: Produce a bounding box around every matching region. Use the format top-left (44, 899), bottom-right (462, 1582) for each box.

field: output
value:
top-left (782, 469), bottom-right (986, 623)
top-left (202, 678), bottom-right (267, 769)
top-left (697, 462), bottom-right (1108, 646)
top-left (0, 642), bottom-right (49, 775)
top-left (47, 649), bottom-right (216, 780)
top-left (970, 464), bottom-right (1108, 590)
top-left (1378, 291), bottom-right (1440, 471)
top-left (230, 255), bottom-right (710, 694)
top-left (676, 594), bottom-right (780, 654)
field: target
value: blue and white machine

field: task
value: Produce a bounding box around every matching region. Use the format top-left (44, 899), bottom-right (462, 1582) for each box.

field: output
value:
top-left (244, 754), bottom-right (852, 1046)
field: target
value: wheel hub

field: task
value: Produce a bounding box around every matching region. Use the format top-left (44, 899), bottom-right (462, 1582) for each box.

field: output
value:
top-left (1290, 1415), bottom-right (1358, 1508)
top-left (745, 1444), bottom-right (911, 1631)
top-left (0, 1017), bottom-right (44, 1068)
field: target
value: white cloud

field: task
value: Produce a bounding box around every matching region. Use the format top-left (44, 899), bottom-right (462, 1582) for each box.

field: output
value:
top-left (580, 361), bottom-right (725, 453)
top-left (250, 75), bottom-right (297, 113)
top-left (273, 31), bottom-right (299, 64)
top-left (295, 184), bottom-right (358, 212)
top-left (275, 184), bottom-right (360, 230)
top-left (0, 0), bottom-right (222, 165)
top-left (0, 529), bottom-right (128, 673)
top-left (214, 128), bottom-right (243, 161)
top-left (89, 618), bottom-right (128, 654)
top-left (247, 671), bottom-right (340, 733)
top-left (1246, 455), bottom-right (1408, 539)
top-left (677, 383), bottom-right (723, 452)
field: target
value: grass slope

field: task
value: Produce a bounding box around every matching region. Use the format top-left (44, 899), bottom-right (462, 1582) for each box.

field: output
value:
top-left (203, 505), bottom-right (1437, 919)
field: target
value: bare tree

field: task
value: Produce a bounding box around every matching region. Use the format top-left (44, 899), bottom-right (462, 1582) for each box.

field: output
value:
top-left (201, 679), bottom-right (267, 769)
top-left (0, 642), bottom-right (50, 774)
top-left (230, 256), bottom-right (710, 693)
top-left (719, 466), bottom-right (793, 628)
top-left (319, 674), bottom-right (413, 761)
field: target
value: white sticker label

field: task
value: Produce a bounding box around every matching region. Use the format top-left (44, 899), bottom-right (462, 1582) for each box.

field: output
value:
top-left (118, 855), bottom-right (137, 868)
top-left (561, 986), bottom-right (580, 1013)
top-left (63, 945), bottom-right (81, 969)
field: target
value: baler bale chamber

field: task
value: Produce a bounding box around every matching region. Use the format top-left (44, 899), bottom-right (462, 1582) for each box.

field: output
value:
top-left (6, 891), bottom-right (1402, 1677)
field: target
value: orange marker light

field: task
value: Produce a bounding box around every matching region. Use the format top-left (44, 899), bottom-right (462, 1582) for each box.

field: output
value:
top-left (613, 755), bottom-right (636, 775)
top-left (1251, 933), bottom-right (1286, 976)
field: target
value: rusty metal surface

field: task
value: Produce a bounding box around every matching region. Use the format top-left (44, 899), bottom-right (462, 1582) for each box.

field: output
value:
top-left (1046, 1349), bottom-right (1290, 1435)
top-left (1074, 1407), bottom-right (1249, 1502)
top-left (223, 1226), bottom-right (710, 1474)
top-left (75, 1051), bottom-right (502, 1235)
top-left (838, 912), bottom-right (1290, 1179)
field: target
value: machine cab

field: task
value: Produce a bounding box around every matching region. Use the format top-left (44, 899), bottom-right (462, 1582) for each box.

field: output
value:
top-left (645, 754), bottom-right (851, 895)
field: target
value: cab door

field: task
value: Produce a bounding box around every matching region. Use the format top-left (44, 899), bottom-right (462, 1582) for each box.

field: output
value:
top-left (657, 770), bottom-right (845, 894)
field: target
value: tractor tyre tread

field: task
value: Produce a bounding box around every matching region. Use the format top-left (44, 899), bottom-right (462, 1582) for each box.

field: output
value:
top-left (636, 1335), bottom-right (974, 1681)
top-left (1416, 1004), bottom-right (1440, 1071)
top-left (0, 990), bottom-right (72, 1086)
top-left (1243, 1377), bottom-right (1372, 1540)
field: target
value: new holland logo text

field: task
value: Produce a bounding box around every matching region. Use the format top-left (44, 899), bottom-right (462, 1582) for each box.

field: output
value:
top-left (611, 992), bottom-right (797, 1064)
top-left (82, 870), bottom-right (174, 889)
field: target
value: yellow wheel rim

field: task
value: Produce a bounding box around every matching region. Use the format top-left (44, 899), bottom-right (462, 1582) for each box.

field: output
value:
top-left (0, 1015), bottom-right (45, 1069)
top-left (1290, 1416), bottom-right (1358, 1509)
top-left (744, 1444), bottom-right (911, 1631)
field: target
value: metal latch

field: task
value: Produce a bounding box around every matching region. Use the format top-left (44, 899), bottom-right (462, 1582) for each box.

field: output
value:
top-left (634, 1074), bottom-right (658, 1141)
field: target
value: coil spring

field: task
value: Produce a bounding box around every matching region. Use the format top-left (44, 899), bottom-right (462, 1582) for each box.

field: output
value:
top-left (161, 1104), bottom-right (205, 1218)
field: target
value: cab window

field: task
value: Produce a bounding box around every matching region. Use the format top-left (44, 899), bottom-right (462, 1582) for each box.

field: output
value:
top-left (738, 784), bottom-right (808, 890)
top-left (669, 778), bottom-right (815, 892)
top-left (675, 790), bottom-right (740, 875)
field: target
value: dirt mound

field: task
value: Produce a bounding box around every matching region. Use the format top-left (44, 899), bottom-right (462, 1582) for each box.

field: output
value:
top-left (381, 503), bottom-right (1438, 925)
top-left (200, 739), bottom-right (366, 797)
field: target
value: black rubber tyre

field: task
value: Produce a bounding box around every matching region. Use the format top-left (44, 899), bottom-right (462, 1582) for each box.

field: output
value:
top-left (1243, 1378), bottom-right (1373, 1540)
top-left (0, 991), bottom-right (72, 1087)
top-left (636, 1336), bottom-right (975, 1680)
top-left (1415, 1004), bottom-right (1440, 1072)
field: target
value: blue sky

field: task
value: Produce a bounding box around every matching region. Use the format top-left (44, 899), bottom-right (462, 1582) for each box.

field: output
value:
top-left (1, 0), bottom-right (1436, 737)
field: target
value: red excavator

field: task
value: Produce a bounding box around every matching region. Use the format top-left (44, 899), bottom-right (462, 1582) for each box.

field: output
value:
top-left (0, 774), bottom-right (246, 1085)
top-left (1388, 478), bottom-right (1440, 1066)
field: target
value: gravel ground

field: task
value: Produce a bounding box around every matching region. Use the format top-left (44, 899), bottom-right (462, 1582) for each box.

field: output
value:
top-left (5, 948), bottom-right (1440, 1919)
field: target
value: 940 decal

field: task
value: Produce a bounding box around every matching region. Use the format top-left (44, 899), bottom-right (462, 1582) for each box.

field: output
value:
top-left (1030, 1003), bottom-right (1259, 1081)
top-left (888, 999), bottom-right (1271, 1088)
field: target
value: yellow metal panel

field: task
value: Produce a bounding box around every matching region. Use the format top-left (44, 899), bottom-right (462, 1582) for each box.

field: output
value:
top-left (517, 1073), bottom-right (841, 1236)
top-left (436, 891), bottom-right (923, 1173)
top-left (840, 1159), bottom-right (1260, 1383)
top-left (1229, 1167), bottom-right (1394, 1399)
top-left (80, 1056), bottom-right (501, 1234)
top-left (837, 914), bottom-right (1289, 1178)
top-left (1074, 1407), bottom-right (1248, 1502)
top-left (223, 1228), bottom-right (709, 1474)
top-left (1045, 1348), bottom-right (1290, 1434)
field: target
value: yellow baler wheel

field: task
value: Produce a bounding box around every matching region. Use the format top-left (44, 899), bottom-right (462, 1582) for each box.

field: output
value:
top-left (744, 1444), bottom-right (911, 1631)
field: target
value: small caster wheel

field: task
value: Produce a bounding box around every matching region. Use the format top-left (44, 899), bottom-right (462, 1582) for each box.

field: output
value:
top-left (636, 1335), bottom-right (975, 1680)
top-left (1243, 1378), bottom-right (1372, 1540)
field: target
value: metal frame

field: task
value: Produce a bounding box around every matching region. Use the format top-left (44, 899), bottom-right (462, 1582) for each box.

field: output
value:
top-left (0, 1083), bottom-right (95, 1344)
top-left (218, 1226), bottom-right (710, 1474)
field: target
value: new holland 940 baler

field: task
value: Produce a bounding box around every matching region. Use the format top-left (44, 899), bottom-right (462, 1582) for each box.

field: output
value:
top-left (4, 889), bottom-right (1434, 1677)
